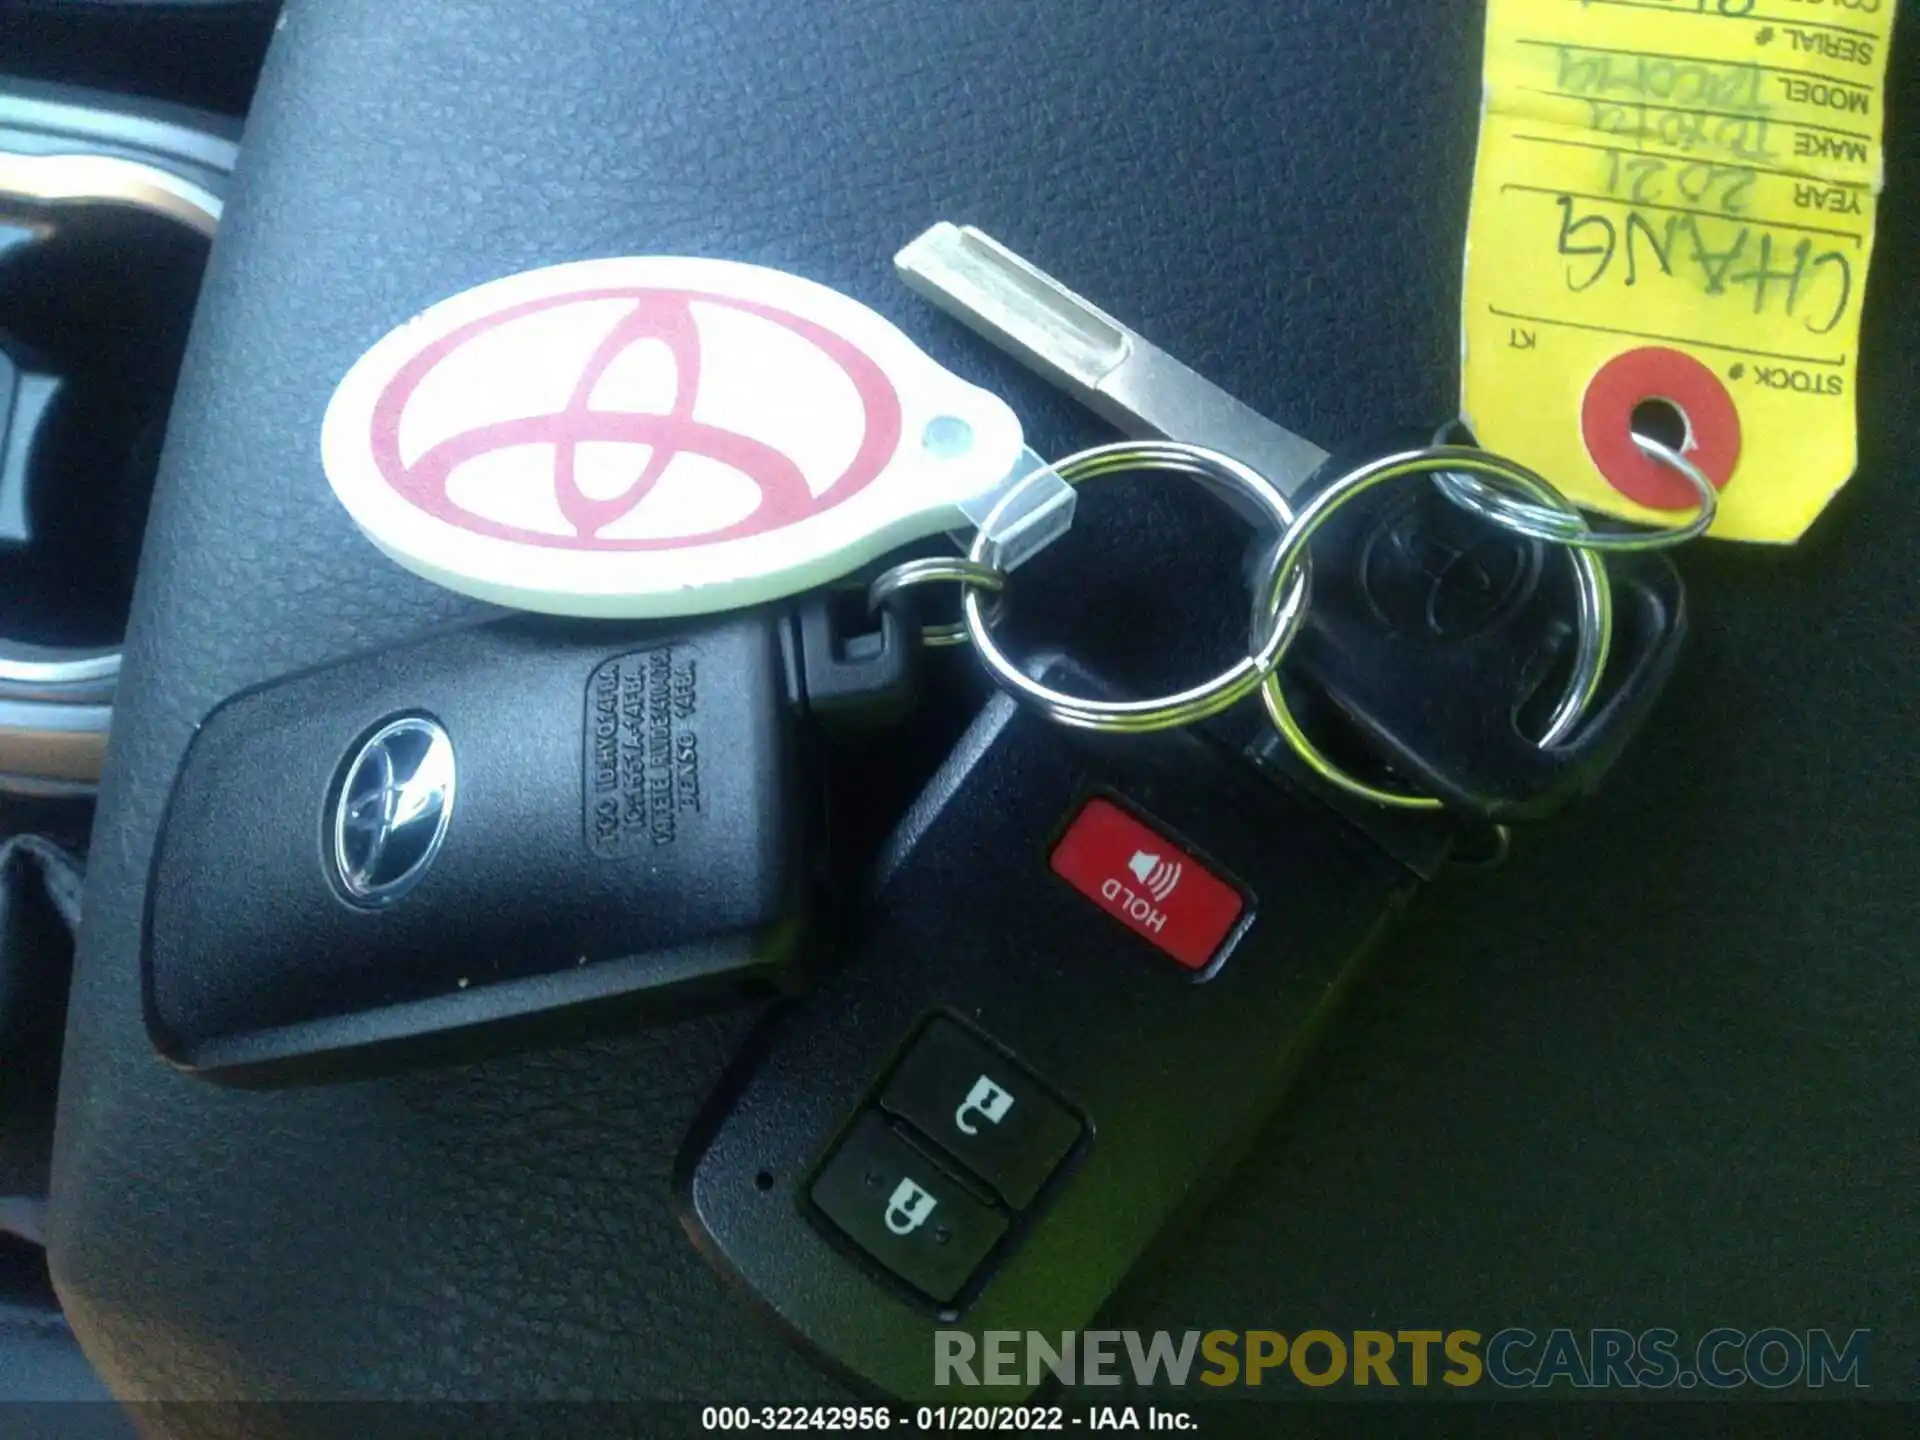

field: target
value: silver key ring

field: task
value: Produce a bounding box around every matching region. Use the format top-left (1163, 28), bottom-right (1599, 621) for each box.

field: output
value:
top-left (1255, 447), bottom-right (1615, 811)
top-left (867, 557), bottom-right (1010, 648)
top-left (962, 441), bottom-right (1312, 734)
top-left (1431, 432), bottom-right (1719, 552)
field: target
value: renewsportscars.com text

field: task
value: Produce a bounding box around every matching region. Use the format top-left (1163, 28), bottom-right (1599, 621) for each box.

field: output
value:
top-left (934, 1327), bottom-right (1871, 1391)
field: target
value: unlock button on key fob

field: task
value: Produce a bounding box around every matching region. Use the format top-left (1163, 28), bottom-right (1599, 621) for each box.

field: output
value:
top-left (811, 1113), bottom-right (1008, 1304)
top-left (880, 1020), bottom-right (1083, 1209)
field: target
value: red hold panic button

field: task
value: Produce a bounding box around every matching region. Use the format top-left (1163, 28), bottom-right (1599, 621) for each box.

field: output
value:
top-left (1049, 797), bottom-right (1247, 972)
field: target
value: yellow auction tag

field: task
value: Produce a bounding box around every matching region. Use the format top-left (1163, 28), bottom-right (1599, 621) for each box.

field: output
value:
top-left (1462, 0), bottom-right (1901, 543)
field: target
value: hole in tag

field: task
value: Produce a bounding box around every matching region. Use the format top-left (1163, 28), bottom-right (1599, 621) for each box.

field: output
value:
top-left (1583, 349), bottom-right (1736, 511)
top-left (1629, 398), bottom-right (1690, 454)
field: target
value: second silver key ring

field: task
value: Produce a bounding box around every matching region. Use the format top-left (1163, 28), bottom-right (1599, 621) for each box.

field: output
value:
top-left (1252, 446), bottom-right (1616, 812)
top-left (1431, 426), bottom-right (1720, 552)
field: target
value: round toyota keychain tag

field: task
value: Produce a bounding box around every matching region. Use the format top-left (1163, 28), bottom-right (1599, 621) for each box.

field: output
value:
top-left (322, 256), bottom-right (1062, 617)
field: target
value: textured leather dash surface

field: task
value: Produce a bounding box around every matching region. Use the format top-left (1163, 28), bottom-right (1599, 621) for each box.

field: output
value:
top-left (48, 0), bottom-right (1920, 1411)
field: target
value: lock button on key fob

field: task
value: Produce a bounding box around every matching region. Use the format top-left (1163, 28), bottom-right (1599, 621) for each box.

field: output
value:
top-left (811, 1112), bottom-right (1009, 1304)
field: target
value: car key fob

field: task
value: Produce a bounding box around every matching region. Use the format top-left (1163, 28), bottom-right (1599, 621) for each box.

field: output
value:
top-left (1254, 453), bottom-right (1689, 823)
top-left (144, 599), bottom-right (915, 1082)
top-left (678, 655), bottom-right (1436, 1403)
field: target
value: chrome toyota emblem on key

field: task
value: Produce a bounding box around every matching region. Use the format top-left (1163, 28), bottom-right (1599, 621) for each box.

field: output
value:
top-left (331, 716), bottom-right (456, 905)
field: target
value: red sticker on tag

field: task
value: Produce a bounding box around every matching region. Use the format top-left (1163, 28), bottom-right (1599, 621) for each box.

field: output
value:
top-left (1581, 348), bottom-right (1741, 513)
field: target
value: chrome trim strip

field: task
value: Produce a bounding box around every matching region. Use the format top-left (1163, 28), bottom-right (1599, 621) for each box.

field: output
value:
top-left (0, 700), bottom-right (111, 789)
top-left (0, 643), bottom-right (120, 694)
top-left (0, 150), bottom-right (223, 236)
top-left (0, 150), bottom-right (223, 702)
top-left (0, 90), bottom-right (242, 176)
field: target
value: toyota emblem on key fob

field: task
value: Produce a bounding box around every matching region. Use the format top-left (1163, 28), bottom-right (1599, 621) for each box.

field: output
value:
top-left (329, 715), bottom-right (457, 907)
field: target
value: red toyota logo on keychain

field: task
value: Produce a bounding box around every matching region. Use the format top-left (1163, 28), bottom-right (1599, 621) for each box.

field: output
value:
top-left (321, 256), bottom-right (1027, 617)
top-left (366, 288), bottom-right (904, 550)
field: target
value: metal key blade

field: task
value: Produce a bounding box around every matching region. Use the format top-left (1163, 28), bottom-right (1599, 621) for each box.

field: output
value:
top-left (895, 223), bottom-right (1330, 506)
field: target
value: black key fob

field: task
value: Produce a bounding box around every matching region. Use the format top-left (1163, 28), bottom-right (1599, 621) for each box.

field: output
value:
top-left (1256, 448), bottom-right (1689, 823)
top-left (144, 602), bottom-right (911, 1083)
top-left (678, 655), bottom-right (1435, 1403)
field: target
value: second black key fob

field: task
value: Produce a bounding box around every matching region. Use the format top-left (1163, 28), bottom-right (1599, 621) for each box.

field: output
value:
top-left (678, 656), bottom-right (1434, 1403)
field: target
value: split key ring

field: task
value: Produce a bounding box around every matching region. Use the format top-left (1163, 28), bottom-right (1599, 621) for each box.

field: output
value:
top-left (1252, 446), bottom-right (1616, 813)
